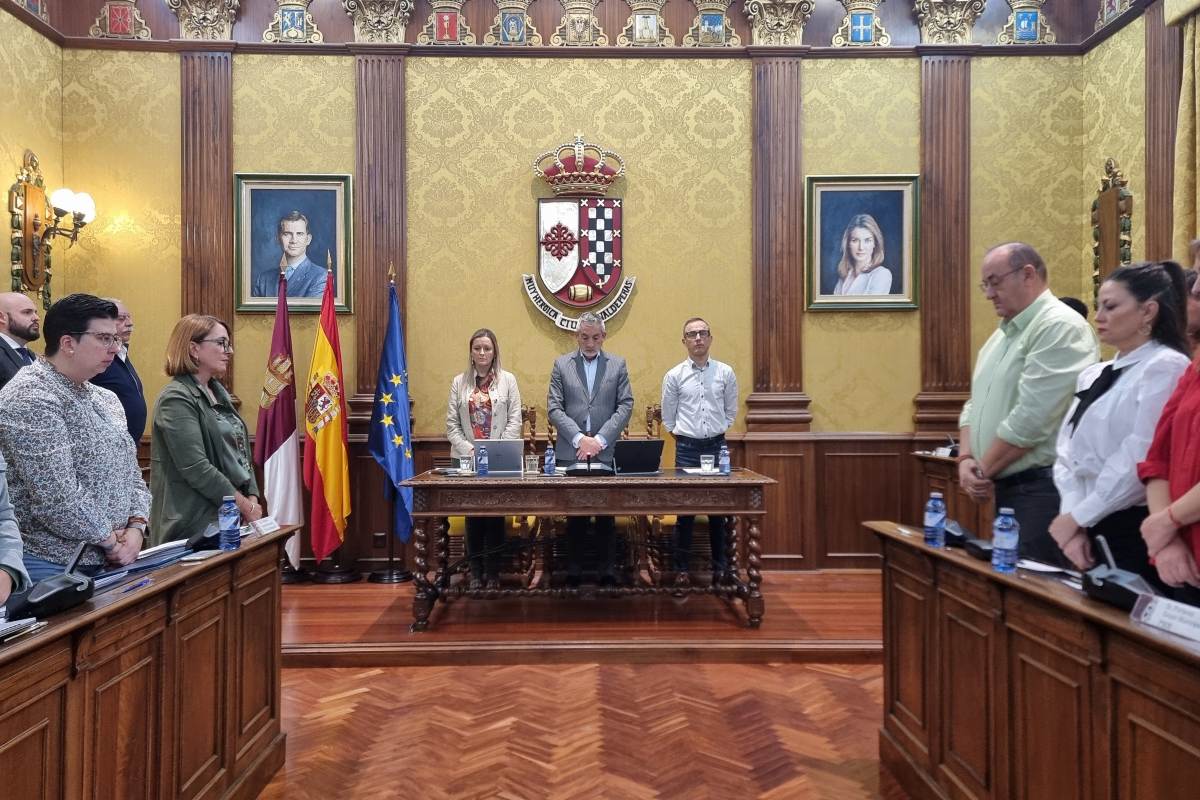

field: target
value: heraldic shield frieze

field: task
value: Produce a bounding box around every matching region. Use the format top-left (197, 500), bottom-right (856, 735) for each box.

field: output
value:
top-left (526, 135), bottom-right (636, 331)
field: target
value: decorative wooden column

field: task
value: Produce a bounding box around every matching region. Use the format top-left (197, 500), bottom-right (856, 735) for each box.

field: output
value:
top-left (913, 51), bottom-right (972, 433)
top-left (1146, 0), bottom-right (1183, 261)
top-left (180, 45), bottom-right (236, 385)
top-left (349, 45), bottom-right (410, 403)
top-left (745, 50), bottom-right (811, 432)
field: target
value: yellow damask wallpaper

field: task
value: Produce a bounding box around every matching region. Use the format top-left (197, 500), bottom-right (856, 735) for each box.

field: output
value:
top-left (0, 10), bottom-right (63, 279)
top-left (970, 56), bottom-right (1088, 357)
top-left (1082, 15), bottom-right (1145, 273)
top-left (801, 59), bottom-right (922, 432)
top-left (58, 50), bottom-right (180, 408)
top-left (405, 58), bottom-right (753, 438)
top-left (231, 54), bottom-right (357, 434)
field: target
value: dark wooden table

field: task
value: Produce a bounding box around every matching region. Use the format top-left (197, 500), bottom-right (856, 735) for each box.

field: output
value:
top-left (865, 520), bottom-right (1200, 800)
top-left (403, 468), bottom-right (775, 631)
top-left (0, 526), bottom-right (294, 800)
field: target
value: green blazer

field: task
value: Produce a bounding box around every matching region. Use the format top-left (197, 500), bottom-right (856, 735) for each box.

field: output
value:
top-left (149, 374), bottom-right (259, 546)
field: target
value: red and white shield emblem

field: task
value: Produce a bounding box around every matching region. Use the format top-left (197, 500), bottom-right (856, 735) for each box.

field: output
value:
top-left (537, 198), bottom-right (622, 307)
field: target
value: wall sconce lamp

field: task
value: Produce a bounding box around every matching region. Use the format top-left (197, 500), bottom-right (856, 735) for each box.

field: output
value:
top-left (7, 150), bottom-right (96, 306)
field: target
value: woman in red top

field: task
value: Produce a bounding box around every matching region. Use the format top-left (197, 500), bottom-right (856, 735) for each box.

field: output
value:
top-left (1138, 347), bottom-right (1200, 605)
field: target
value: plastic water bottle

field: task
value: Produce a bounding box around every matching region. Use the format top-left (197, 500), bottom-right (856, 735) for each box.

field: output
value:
top-left (218, 496), bottom-right (240, 552)
top-left (544, 442), bottom-right (556, 475)
top-left (991, 507), bottom-right (1020, 573)
top-left (718, 444), bottom-right (731, 475)
top-left (476, 444), bottom-right (489, 476)
top-left (923, 492), bottom-right (947, 548)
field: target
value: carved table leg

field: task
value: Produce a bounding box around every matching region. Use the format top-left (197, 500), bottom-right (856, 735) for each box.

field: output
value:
top-left (411, 519), bottom-right (433, 632)
top-left (727, 515), bottom-right (740, 588)
top-left (745, 517), bottom-right (764, 627)
top-left (434, 517), bottom-right (450, 591)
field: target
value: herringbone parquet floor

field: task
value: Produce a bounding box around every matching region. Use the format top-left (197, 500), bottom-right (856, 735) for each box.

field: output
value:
top-left (261, 663), bottom-right (909, 800)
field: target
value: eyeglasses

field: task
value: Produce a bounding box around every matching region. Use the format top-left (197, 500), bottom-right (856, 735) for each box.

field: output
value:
top-left (978, 266), bottom-right (1027, 293)
top-left (75, 331), bottom-right (123, 349)
top-left (197, 337), bottom-right (233, 353)
top-left (683, 330), bottom-right (711, 340)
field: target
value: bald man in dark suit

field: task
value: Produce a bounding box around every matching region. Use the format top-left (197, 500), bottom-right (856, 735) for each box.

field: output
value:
top-left (0, 292), bottom-right (40, 389)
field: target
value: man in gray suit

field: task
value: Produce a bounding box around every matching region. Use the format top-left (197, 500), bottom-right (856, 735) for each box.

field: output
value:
top-left (547, 312), bottom-right (634, 586)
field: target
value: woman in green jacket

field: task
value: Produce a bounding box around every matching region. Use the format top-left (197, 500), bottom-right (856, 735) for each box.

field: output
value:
top-left (149, 315), bottom-right (262, 546)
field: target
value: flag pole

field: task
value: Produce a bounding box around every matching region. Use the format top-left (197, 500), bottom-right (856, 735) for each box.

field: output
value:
top-left (370, 262), bottom-right (413, 584)
top-left (310, 252), bottom-right (361, 584)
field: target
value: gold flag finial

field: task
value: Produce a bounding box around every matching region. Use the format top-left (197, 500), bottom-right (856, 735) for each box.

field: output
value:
top-left (387, 261), bottom-right (396, 284)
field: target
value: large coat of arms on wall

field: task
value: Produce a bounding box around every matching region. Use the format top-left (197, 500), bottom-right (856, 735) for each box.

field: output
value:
top-left (525, 135), bottom-right (636, 331)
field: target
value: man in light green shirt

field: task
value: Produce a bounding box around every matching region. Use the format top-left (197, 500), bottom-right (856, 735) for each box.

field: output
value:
top-left (958, 242), bottom-right (1099, 563)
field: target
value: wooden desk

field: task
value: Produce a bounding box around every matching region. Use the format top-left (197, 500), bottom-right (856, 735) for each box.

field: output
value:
top-left (913, 452), bottom-right (994, 537)
top-left (865, 520), bottom-right (1200, 800)
top-left (404, 468), bottom-right (775, 631)
top-left (0, 527), bottom-right (292, 800)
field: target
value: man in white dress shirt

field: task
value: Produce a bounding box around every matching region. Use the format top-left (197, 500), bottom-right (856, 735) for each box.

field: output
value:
top-left (0, 292), bottom-right (40, 389)
top-left (661, 317), bottom-right (739, 590)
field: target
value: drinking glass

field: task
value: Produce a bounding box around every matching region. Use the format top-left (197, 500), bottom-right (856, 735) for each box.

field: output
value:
top-left (700, 454), bottom-right (716, 472)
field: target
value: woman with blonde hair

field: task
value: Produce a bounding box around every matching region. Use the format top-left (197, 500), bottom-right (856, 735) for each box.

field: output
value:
top-left (833, 213), bottom-right (892, 295)
top-left (149, 314), bottom-right (262, 546)
top-left (445, 328), bottom-right (522, 589)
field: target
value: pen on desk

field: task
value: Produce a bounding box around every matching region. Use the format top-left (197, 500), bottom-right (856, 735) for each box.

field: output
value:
top-left (120, 577), bottom-right (153, 594)
top-left (1, 620), bottom-right (47, 643)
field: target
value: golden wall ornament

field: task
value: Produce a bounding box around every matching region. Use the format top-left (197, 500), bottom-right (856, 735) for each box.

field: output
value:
top-left (343, 0), bottom-right (413, 42)
top-left (1091, 158), bottom-right (1133, 306)
top-left (166, 0), bottom-right (240, 39)
top-left (417, 0), bottom-right (476, 44)
top-left (684, 0), bottom-right (741, 46)
top-left (90, 1), bottom-right (153, 39)
top-left (8, 151), bottom-right (53, 304)
top-left (618, 0), bottom-right (674, 46)
top-left (552, 0), bottom-right (607, 46)
top-left (997, 0), bottom-right (1055, 44)
top-left (832, 0), bottom-right (890, 46)
top-left (913, 0), bottom-right (984, 44)
top-left (484, 0), bottom-right (542, 45)
top-left (743, 0), bottom-right (814, 45)
top-left (263, 0), bottom-right (324, 43)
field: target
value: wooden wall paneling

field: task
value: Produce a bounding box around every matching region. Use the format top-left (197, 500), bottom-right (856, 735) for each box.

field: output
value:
top-left (915, 54), bottom-right (971, 432)
top-left (1145, 0), bottom-right (1183, 261)
top-left (742, 436), bottom-right (813, 569)
top-left (935, 563), bottom-right (1003, 800)
top-left (747, 54), bottom-right (811, 430)
top-left (1004, 591), bottom-right (1102, 800)
top-left (351, 48), bottom-right (408, 400)
top-left (180, 47), bottom-right (236, 387)
top-left (0, 642), bottom-right (72, 800)
top-left (882, 541), bottom-right (937, 775)
top-left (816, 439), bottom-right (911, 567)
top-left (1107, 636), bottom-right (1200, 800)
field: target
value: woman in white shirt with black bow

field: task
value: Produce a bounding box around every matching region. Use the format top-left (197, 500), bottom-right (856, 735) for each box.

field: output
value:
top-left (1050, 261), bottom-right (1192, 582)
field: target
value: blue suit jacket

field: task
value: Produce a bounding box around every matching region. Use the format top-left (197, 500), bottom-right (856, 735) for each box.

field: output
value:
top-left (91, 352), bottom-right (147, 442)
top-left (253, 256), bottom-right (329, 298)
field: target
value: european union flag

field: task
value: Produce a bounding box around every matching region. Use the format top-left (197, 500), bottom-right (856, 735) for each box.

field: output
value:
top-left (368, 283), bottom-right (415, 542)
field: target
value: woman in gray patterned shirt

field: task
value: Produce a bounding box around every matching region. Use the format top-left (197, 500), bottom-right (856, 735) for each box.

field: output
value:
top-left (0, 294), bottom-right (151, 582)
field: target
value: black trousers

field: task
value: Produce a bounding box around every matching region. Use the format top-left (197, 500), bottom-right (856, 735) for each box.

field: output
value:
top-left (565, 516), bottom-right (616, 578)
top-left (465, 516), bottom-right (505, 578)
top-left (1087, 506), bottom-right (1167, 593)
top-left (673, 434), bottom-right (728, 572)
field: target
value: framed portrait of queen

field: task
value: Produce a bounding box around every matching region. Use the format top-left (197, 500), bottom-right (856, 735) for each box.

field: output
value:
top-left (805, 174), bottom-right (919, 311)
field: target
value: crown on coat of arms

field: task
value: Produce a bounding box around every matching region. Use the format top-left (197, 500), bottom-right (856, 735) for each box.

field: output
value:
top-left (533, 133), bottom-right (625, 197)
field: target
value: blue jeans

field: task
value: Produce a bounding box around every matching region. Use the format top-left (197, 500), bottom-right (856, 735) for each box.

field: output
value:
top-left (673, 435), bottom-right (729, 572)
top-left (22, 555), bottom-right (101, 583)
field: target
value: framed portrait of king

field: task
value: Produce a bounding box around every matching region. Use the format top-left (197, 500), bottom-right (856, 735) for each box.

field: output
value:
top-left (235, 173), bottom-right (352, 313)
top-left (805, 174), bottom-right (918, 310)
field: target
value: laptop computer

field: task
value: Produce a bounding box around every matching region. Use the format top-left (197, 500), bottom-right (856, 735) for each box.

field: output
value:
top-left (472, 438), bottom-right (524, 476)
top-left (613, 439), bottom-right (664, 476)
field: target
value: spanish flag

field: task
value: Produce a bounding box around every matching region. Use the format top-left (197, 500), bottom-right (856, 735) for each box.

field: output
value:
top-left (302, 271), bottom-right (350, 562)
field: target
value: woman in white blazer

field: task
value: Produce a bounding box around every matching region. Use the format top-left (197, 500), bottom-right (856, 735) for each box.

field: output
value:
top-left (445, 328), bottom-right (522, 589)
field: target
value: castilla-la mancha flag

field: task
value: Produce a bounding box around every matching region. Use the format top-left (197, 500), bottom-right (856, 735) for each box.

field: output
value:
top-left (302, 271), bottom-right (351, 562)
top-left (253, 273), bottom-right (304, 569)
